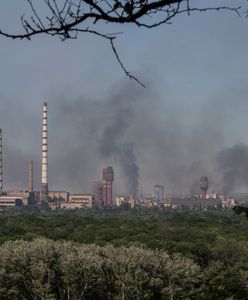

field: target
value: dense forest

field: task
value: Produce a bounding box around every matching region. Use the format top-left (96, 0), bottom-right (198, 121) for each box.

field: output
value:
top-left (1, 210), bottom-right (248, 299)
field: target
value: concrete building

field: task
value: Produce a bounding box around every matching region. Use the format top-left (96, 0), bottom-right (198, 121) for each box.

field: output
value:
top-left (200, 176), bottom-right (208, 199)
top-left (206, 193), bottom-right (218, 199)
top-left (68, 194), bottom-right (93, 208)
top-left (49, 191), bottom-right (69, 202)
top-left (92, 181), bottom-right (103, 208)
top-left (0, 196), bottom-right (25, 207)
top-left (154, 184), bottom-right (164, 202)
top-left (115, 194), bottom-right (135, 208)
top-left (6, 191), bottom-right (30, 205)
top-left (116, 195), bottom-right (126, 207)
top-left (102, 166), bottom-right (114, 206)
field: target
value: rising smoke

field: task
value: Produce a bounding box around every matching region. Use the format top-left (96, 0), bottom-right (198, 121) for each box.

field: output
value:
top-left (98, 89), bottom-right (140, 196)
top-left (217, 143), bottom-right (248, 194)
top-left (50, 81), bottom-right (144, 195)
top-left (1, 80), bottom-right (248, 194)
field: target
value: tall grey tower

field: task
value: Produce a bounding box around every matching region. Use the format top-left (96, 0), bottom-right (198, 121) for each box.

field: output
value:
top-left (0, 129), bottom-right (2, 195)
top-left (41, 102), bottom-right (48, 204)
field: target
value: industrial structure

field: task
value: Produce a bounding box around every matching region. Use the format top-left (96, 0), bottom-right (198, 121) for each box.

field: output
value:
top-left (154, 184), bottom-right (164, 202)
top-left (0, 102), bottom-right (237, 212)
top-left (92, 181), bottom-right (103, 207)
top-left (92, 167), bottom-right (114, 207)
top-left (102, 166), bottom-right (114, 206)
top-left (115, 194), bottom-right (135, 208)
top-left (200, 176), bottom-right (208, 199)
top-left (40, 102), bottom-right (48, 205)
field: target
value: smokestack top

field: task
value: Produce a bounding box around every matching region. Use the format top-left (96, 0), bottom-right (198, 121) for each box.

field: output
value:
top-left (43, 102), bottom-right (47, 106)
top-left (103, 166), bottom-right (114, 181)
top-left (200, 176), bottom-right (208, 190)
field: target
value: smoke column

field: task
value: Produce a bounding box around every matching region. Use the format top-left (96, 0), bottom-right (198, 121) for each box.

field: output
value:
top-left (4, 80), bottom-right (248, 195)
top-left (217, 143), bottom-right (248, 194)
top-left (99, 91), bottom-right (140, 196)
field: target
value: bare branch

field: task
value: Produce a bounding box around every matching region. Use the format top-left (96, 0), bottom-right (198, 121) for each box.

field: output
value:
top-left (0, 0), bottom-right (244, 85)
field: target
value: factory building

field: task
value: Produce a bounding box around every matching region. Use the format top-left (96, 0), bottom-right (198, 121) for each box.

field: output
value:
top-left (6, 191), bottom-right (30, 206)
top-left (102, 166), bottom-right (114, 206)
top-left (92, 167), bottom-right (114, 208)
top-left (60, 194), bottom-right (93, 209)
top-left (116, 195), bottom-right (126, 207)
top-left (92, 181), bottom-right (104, 208)
top-left (49, 191), bottom-right (69, 202)
top-left (200, 176), bottom-right (208, 199)
top-left (115, 194), bottom-right (135, 208)
top-left (0, 196), bottom-right (23, 208)
top-left (154, 184), bottom-right (164, 202)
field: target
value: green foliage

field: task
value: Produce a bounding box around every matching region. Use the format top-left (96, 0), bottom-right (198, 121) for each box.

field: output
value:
top-left (233, 205), bottom-right (248, 218)
top-left (0, 211), bottom-right (248, 298)
top-left (0, 239), bottom-right (200, 300)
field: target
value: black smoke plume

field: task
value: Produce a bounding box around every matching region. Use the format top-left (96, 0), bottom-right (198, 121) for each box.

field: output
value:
top-left (217, 143), bottom-right (248, 194)
top-left (99, 91), bottom-right (140, 196)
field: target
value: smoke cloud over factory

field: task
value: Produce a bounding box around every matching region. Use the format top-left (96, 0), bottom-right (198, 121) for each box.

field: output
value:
top-left (1, 80), bottom-right (248, 195)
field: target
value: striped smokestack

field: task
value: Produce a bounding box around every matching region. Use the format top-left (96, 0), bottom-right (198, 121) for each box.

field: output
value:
top-left (29, 160), bottom-right (33, 193)
top-left (41, 102), bottom-right (48, 203)
top-left (0, 129), bottom-right (2, 195)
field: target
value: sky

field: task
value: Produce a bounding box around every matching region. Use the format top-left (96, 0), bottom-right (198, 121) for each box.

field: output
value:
top-left (0, 0), bottom-right (248, 195)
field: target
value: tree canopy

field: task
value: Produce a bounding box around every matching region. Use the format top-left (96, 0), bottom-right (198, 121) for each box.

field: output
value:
top-left (1, 211), bottom-right (248, 299)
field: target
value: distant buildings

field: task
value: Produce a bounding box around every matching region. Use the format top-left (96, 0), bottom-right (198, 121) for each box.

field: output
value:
top-left (154, 184), bottom-right (164, 202)
top-left (0, 102), bottom-right (240, 212)
top-left (92, 181), bottom-right (104, 208)
top-left (92, 166), bottom-right (114, 208)
top-left (102, 166), bottom-right (114, 206)
top-left (115, 194), bottom-right (135, 208)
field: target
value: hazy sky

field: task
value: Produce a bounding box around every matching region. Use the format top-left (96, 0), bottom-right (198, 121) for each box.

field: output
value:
top-left (0, 1), bottom-right (248, 194)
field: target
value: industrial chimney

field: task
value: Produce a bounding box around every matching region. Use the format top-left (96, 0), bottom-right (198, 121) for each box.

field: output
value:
top-left (40, 102), bottom-right (48, 204)
top-left (29, 160), bottom-right (33, 193)
top-left (102, 166), bottom-right (114, 206)
top-left (0, 129), bottom-right (2, 195)
top-left (200, 176), bottom-right (208, 199)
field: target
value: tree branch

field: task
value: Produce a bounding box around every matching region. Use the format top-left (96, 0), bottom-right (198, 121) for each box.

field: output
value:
top-left (0, 0), bottom-right (243, 85)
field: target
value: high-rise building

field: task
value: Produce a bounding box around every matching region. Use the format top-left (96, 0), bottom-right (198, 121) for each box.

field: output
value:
top-left (92, 181), bottom-right (103, 208)
top-left (40, 102), bottom-right (48, 205)
top-left (200, 176), bottom-right (208, 199)
top-left (102, 166), bottom-right (114, 206)
top-left (154, 184), bottom-right (164, 202)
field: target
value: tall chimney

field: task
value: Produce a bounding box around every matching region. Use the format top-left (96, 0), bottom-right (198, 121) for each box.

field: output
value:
top-left (29, 160), bottom-right (33, 193)
top-left (41, 102), bottom-right (48, 204)
top-left (0, 129), bottom-right (2, 195)
top-left (102, 166), bottom-right (114, 206)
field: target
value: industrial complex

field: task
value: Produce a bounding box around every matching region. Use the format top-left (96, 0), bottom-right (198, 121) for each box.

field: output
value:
top-left (0, 102), bottom-right (240, 211)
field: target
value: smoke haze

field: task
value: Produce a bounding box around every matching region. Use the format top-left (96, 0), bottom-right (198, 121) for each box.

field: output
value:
top-left (1, 80), bottom-right (248, 195)
top-left (217, 143), bottom-right (248, 194)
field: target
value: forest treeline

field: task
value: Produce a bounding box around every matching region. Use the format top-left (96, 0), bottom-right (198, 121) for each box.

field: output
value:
top-left (1, 238), bottom-right (248, 300)
top-left (0, 211), bottom-right (248, 298)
